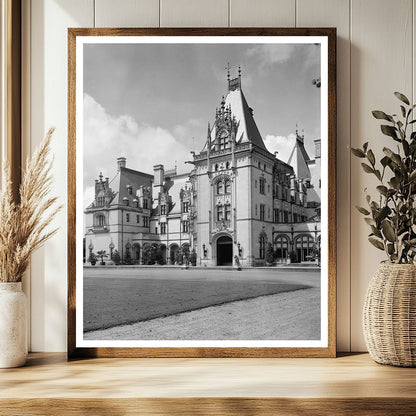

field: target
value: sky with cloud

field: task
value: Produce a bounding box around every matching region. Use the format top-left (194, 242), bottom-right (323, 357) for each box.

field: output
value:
top-left (83, 41), bottom-right (321, 206)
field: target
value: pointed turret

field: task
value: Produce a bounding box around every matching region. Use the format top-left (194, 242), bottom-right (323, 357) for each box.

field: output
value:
top-left (287, 129), bottom-right (311, 180)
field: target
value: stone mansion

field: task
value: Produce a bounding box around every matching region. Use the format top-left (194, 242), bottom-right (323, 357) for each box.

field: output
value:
top-left (84, 71), bottom-right (321, 267)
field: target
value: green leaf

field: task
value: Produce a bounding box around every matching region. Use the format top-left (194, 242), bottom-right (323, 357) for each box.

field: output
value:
top-left (381, 125), bottom-right (399, 141)
top-left (368, 237), bottom-right (385, 251)
top-left (403, 140), bottom-right (410, 156)
top-left (367, 149), bottom-right (375, 166)
top-left (372, 110), bottom-right (394, 122)
top-left (381, 219), bottom-right (396, 242)
top-left (388, 176), bottom-right (401, 189)
top-left (380, 156), bottom-right (390, 167)
top-left (394, 91), bottom-right (410, 105)
top-left (364, 217), bottom-right (376, 226)
top-left (387, 243), bottom-right (395, 255)
top-left (350, 147), bottom-right (366, 158)
top-left (409, 169), bottom-right (416, 182)
top-left (400, 105), bottom-right (406, 117)
top-left (374, 170), bottom-right (382, 181)
top-left (356, 206), bottom-right (370, 215)
top-left (361, 163), bottom-right (374, 174)
top-left (371, 225), bottom-right (383, 238)
top-left (376, 185), bottom-right (388, 196)
top-left (363, 142), bottom-right (369, 152)
top-left (376, 206), bottom-right (390, 224)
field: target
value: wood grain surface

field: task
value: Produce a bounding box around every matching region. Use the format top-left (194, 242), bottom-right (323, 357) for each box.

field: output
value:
top-left (1, 353), bottom-right (416, 415)
top-left (67, 27), bottom-right (336, 359)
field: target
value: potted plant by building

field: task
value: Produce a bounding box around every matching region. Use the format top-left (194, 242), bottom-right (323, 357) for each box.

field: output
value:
top-left (0, 128), bottom-right (61, 368)
top-left (351, 92), bottom-right (416, 367)
top-left (97, 250), bottom-right (106, 266)
top-left (265, 243), bottom-right (275, 266)
top-left (88, 252), bottom-right (97, 266)
top-left (113, 250), bottom-right (121, 265)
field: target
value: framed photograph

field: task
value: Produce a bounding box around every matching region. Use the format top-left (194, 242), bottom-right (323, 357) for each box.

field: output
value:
top-left (68, 28), bottom-right (336, 358)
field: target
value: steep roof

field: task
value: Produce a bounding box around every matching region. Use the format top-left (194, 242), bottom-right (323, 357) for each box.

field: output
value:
top-left (223, 86), bottom-right (268, 151)
top-left (287, 134), bottom-right (311, 180)
top-left (109, 167), bottom-right (153, 206)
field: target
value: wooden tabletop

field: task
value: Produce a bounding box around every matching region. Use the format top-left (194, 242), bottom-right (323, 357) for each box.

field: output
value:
top-left (1, 352), bottom-right (415, 415)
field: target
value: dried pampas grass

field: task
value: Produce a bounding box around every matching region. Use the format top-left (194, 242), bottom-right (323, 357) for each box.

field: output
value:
top-left (0, 128), bottom-right (62, 282)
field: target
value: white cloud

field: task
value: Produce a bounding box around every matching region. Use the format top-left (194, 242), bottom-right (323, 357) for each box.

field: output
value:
top-left (246, 44), bottom-right (320, 73)
top-left (83, 94), bottom-right (191, 205)
top-left (264, 133), bottom-right (296, 164)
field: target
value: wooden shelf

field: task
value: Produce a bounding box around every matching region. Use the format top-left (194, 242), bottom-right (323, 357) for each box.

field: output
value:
top-left (1, 353), bottom-right (415, 415)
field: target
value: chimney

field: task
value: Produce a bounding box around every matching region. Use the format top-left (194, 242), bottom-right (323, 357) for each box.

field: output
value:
top-left (314, 139), bottom-right (321, 159)
top-left (153, 164), bottom-right (164, 203)
top-left (117, 157), bottom-right (126, 170)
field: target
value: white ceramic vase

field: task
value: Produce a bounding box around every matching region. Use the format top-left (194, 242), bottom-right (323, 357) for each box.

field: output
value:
top-left (0, 282), bottom-right (28, 368)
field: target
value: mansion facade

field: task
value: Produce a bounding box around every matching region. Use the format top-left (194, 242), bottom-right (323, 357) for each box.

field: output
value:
top-left (84, 71), bottom-right (321, 267)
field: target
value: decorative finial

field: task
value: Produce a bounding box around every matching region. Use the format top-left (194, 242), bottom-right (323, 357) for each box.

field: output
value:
top-left (99, 172), bottom-right (103, 182)
top-left (238, 65), bottom-right (241, 77)
top-left (295, 123), bottom-right (298, 136)
top-left (221, 96), bottom-right (225, 110)
top-left (226, 62), bottom-right (231, 81)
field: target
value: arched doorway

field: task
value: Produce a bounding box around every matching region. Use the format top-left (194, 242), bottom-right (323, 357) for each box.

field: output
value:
top-left (216, 235), bottom-right (233, 266)
top-left (169, 244), bottom-right (179, 264)
top-left (294, 234), bottom-right (315, 262)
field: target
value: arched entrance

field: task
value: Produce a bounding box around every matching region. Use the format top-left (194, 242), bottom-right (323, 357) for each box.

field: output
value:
top-left (216, 235), bottom-right (233, 266)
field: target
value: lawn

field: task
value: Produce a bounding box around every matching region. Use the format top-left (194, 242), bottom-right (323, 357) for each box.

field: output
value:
top-left (83, 268), bottom-right (314, 332)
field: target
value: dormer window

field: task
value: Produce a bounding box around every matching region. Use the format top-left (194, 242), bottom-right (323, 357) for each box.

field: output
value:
top-left (143, 199), bottom-right (148, 209)
top-left (97, 196), bottom-right (105, 206)
top-left (127, 185), bottom-right (132, 195)
top-left (133, 198), bottom-right (139, 208)
top-left (160, 205), bottom-right (166, 215)
top-left (123, 197), bottom-right (129, 206)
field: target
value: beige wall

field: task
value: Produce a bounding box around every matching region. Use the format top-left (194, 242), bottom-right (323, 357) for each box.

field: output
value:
top-left (22, 0), bottom-right (416, 352)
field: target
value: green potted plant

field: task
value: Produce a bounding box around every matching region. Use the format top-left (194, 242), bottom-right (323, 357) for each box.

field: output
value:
top-left (89, 252), bottom-right (97, 266)
top-left (265, 243), bottom-right (275, 266)
top-left (112, 250), bottom-right (121, 265)
top-left (351, 92), bottom-right (416, 367)
top-left (0, 128), bottom-right (61, 368)
top-left (97, 250), bottom-right (106, 266)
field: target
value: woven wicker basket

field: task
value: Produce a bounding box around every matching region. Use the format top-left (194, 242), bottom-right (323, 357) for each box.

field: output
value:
top-left (363, 262), bottom-right (416, 367)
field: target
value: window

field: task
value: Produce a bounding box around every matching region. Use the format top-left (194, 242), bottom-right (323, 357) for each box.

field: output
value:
top-left (97, 196), bottom-right (105, 206)
top-left (182, 220), bottom-right (189, 233)
top-left (160, 205), bottom-right (166, 215)
top-left (136, 215), bottom-right (140, 224)
top-left (226, 161), bottom-right (230, 169)
top-left (219, 133), bottom-right (227, 150)
top-left (216, 180), bottom-right (223, 195)
top-left (160, 223), bottom-right (166, 234)
top-left (182, 201), bottom-right (189, 212)
top-left (143, 216), bottom-right (149, 227)
top-left (258, 161), bottom-right (261, 169)
top-left (216, 204), bottom-right (223, 221)
top-left (97, 214), bottom-right (105, 227)
top-left (273, 209), bottom-right (279, 223)
top-left (143, 199), bottom-right (148, 209)
top-left (275, 235), bottom-right (289, 260)
top-left (260, 204), bottom-right (265, 221)
top-left (255, 180), bottom-right (257, 188)
top-left (259, 178), bottom-right (265, 194)
top-left (225, 204), bottom-right (231, 221)
top-left (295, 234), bottom-right (315, 262)
top-left (215, 164), bottom-right (218, 171)
top-left (126, 213), bottom-right (130, 222)
top-left (259, 235), bottom-right (266, 259)
top-left (224, 179), bottom-right (231, 194)
top-left (283, 210), bottom-right (289, 223)
top-left (319, 179), bottom-right (321, 188)
top-left (255, 204), bottom-right (258, 216)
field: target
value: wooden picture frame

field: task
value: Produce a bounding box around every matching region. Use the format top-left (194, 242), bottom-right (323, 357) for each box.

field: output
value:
top-left (68, 28), bottom-right (336, 358)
